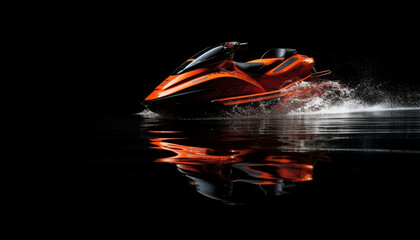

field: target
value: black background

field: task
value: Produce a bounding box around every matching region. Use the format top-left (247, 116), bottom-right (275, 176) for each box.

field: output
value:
top-left (20, 4), bottom-right (420, 232)
top-left (28, 4), bottom-right (418, 117)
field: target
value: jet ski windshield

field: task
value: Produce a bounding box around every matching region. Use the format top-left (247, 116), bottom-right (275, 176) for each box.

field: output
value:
top-left (172, 45), bottom-right (229, 75)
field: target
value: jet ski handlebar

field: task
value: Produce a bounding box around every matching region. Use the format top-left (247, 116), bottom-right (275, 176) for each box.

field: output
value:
top-left (224, 41), bottom-right (249, 51)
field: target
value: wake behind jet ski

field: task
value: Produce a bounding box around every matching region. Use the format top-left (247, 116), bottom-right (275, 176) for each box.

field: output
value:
top-left (144, 41), bottom-right (331, 116)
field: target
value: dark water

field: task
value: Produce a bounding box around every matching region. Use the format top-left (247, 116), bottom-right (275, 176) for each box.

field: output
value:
top-left (35, 108), bottom-right (420, 228)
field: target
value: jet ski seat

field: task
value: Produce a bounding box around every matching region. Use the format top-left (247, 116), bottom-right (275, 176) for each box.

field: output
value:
top-left (234, 61), bottom-right (264, 73)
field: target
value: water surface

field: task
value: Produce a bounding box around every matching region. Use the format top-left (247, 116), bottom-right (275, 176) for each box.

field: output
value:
top-left (37, 108), bottom-right (420, 225)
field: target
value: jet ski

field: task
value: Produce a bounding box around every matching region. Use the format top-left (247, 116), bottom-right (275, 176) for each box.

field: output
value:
top-left (144, 41), bottom-right (331, 116)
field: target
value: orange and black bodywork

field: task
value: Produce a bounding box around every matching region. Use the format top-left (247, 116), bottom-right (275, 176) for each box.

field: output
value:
top-left (144, 42), bottom-right (330, 116)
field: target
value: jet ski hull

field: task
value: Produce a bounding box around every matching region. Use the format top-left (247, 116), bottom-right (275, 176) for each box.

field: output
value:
top-left (145, 70), bottom-right (331, 117)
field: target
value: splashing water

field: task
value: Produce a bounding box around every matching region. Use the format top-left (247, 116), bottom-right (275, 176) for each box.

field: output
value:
top-left (284, 80), bottom-right (420, 115)
top-left (137, 108), bottom-right (160, 118)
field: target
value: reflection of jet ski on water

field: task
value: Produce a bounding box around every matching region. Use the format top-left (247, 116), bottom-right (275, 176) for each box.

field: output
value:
top-left (150, 133), bottom-right (331, 205)
top-left (144, 41), bottom-right (331, 117)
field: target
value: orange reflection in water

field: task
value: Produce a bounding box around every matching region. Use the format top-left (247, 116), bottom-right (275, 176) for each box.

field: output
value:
top-left (149, 130), bottom-right (330, 204)
top-left (151, 137), bottom-right (251, 164)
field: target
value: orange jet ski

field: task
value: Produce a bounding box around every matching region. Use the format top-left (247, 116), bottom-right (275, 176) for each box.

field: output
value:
top-left (144, 41), bottom-right (331, 116)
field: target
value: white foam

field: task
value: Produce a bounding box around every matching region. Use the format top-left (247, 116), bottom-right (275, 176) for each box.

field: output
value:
top-left (136, 109), bottom-right (161, 118)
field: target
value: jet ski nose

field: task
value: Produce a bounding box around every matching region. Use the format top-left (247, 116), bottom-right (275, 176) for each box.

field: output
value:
top-left (145, 91), bottom-right (158, 101)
